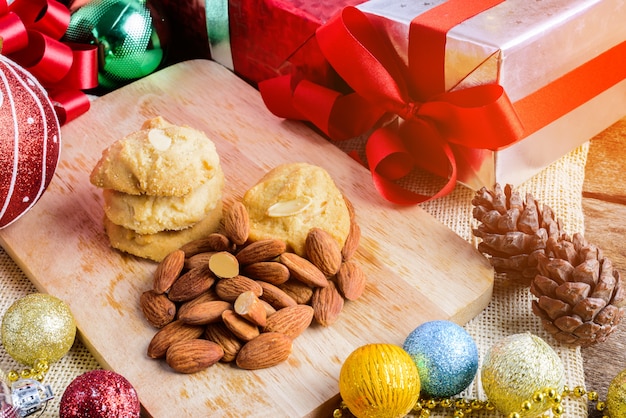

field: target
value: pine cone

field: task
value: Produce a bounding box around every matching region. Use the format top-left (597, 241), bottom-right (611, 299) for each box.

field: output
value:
top-left (472, 184), bottom-right (566, 281)
top-left (530, 233), bottom-right (626, 347)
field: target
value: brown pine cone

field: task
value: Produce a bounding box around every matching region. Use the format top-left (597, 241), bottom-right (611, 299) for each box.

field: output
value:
top-left (530, 233), bottom-right (626, 347)
top-left (472, 184), bottom-right (567, 281)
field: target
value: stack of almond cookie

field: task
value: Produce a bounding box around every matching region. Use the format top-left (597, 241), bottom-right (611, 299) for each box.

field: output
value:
top-left (90, 117), bottom-right (224, 261)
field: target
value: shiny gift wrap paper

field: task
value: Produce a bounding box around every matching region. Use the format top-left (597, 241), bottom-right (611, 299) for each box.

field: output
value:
top-left (356, 0), bottom-right (626, 190)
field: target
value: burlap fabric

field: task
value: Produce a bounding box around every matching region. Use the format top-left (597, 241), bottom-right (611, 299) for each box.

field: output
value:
top-left (0, 143), bottom-right (589, 417)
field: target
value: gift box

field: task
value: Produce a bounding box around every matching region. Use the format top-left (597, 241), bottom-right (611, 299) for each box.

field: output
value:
top-left (256, 0), bottom-right (626, 204)
top-left (351, 0), bottom-right (626, 192)
top-left (205, 0), bottom-right (365, 85)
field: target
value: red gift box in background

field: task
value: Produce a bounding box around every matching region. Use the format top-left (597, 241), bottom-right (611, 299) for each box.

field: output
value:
top-left (227, 0), bottom-right (365, 85)
top-left (202, 0), bottom-right (365, 86)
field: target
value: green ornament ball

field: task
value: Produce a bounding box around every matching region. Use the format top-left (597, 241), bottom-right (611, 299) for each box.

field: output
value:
top-left (1, 294), bottom-right (76, 366)
top-left (64, 0), bottom-right (170, 90)
top-left (607, 369), bottom-right (626, 418)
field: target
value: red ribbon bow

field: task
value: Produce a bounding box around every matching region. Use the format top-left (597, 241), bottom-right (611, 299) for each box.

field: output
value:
top-left (0, 0), bottom-right (98, 124)
top-left (260, 0), bottom-right (524, 204)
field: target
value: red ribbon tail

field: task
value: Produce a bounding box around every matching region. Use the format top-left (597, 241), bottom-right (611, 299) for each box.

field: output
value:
top-left (259, 75), bottom-right (306, 120)
top-left (49, 89), bottom-right (91, 125)
top-left (425, 84), bottom-right (524, 150)
top-left (365, 124), bottom-right (458, 205)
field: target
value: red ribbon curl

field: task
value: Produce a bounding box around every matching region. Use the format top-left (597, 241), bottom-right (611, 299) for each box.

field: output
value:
top-left (0, 0), bottom-right (98, 125)
top-left (260, 0), bottom-right (524, 204)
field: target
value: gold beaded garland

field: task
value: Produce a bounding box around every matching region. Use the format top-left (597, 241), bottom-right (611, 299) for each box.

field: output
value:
top-left (335, 384), bottom-right (615, 417)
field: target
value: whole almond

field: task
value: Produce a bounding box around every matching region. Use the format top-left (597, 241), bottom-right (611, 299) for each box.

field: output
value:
top-left (179, 233), bottom-right (232, 257)
top-left (305, 228), bottom-right (342, 277)
top-left (204, 323), bottom-right (243, 363)
top-left (234, 290), bottom-right (267, 327)
top-left (153, 249), bottom-right (185, 294)
top-left (236, 332), bottom-right (293, 370)
top-left (224, 201), bottom-right (250, 246)
top-left (177, 289), bottom-right (221, 318)
top-left (168, 264), bottom-right (216, 302)
top-left (147, 320), bottom-right (204, 358)
top-left (279, 252), bottom-right (329, 288)
top-left (311, 281), bottom-right (344, 327)
top-left (257, 280), bottom-right (297, 310)
top-left (242, 261), bottom-right (290, 285)
top-left (222, 309), bottom-right (260, 341)
top-left (215, 275), bottom-right (263, 302)
top-left (178, 300), bottom-right (232, 325)
top-left (140, 290), bottom-right (176, 328)
top-left (184, 252), bottom-right (216, 270)
top-left (341, 220), bottom-right (361, 261)
top-left (236, 239), bottom-right (287, 265)
top-left (262, 304), bottom-right (314, 339)
top-left (336, 260), bottom-right (366, 301)
top-left (278, 280), bottom-right (314, 305)
top-left (166, 339), bottom-right (224, 374)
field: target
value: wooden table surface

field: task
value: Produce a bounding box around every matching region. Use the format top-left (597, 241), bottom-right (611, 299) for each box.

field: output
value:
top-left (581, 115), bottom-right (626, 415)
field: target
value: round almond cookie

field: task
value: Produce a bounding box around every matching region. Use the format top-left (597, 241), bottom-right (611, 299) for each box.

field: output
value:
top-left (90, 116), bottom-right (221, 196)
top-left (103, 166), bottom-right (224, 234)
top-left (242, 162), bottom-right (350, 256)
top-left (104, 200), bottom-right (223, 262)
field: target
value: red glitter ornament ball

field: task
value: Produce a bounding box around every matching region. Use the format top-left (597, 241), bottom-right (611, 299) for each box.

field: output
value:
top-left (0, 54), bottom-right (61, 228)
top-left (59, 370), bottom-right (140, 418)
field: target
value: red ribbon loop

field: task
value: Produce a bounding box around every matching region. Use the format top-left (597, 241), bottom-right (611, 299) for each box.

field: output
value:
top-left (1, 0), bottom-right (97, 124)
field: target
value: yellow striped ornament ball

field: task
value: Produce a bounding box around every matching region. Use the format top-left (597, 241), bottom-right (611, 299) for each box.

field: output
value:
top-left (339, 344), bottom-right (421, 418)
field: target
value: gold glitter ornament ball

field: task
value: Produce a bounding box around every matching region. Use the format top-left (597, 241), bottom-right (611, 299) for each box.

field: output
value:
top-left (607, 369), bottom-right (626, 418)
top-left (339, 343), bottom-right (420, 418)
top-left (481, 333), bottom-right (565, 417)
top-left (1, 294), bottom-right (76, 366)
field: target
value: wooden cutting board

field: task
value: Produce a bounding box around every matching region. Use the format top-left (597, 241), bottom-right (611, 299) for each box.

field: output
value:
top-left (0, 60), bottom-right (493, 417)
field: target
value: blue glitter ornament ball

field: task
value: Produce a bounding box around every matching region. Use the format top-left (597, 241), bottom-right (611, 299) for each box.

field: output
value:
top-left (403, 320), bottom-right (478, 398)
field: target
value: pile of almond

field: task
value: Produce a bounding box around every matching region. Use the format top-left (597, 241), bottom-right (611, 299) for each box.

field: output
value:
top-left (140, 199), bottom-right (365, 374)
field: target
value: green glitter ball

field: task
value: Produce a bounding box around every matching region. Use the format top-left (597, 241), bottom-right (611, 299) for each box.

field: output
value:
top-left (1, 294), bottom-right (76, 366)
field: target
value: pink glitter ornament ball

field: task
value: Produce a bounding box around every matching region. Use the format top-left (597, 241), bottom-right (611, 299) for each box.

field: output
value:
top-left (59, 370), bottom-right (140, 418)
top-left (0, 54), bottom-right (61, 228)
